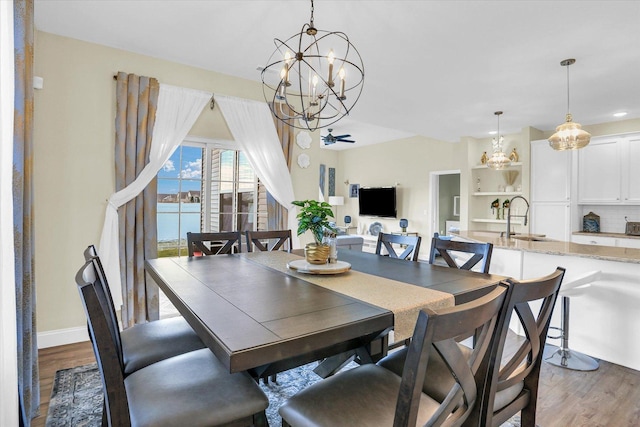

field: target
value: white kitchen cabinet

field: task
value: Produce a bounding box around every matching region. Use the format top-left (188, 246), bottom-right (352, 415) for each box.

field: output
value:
top-left (531, 203), bottom-right (571, 241)
top-left (615, 237), bottom-right (640, 249)
top-left (571, 234), bottom-right (617, 247)
top-left (530, 140), bottom-right (571, 202)
top-left (577, 133), bottom-right (640, 205)
top-left (529, 140), bottom-right (573, 240)
top-left (622, 134), bottom-right (640, 204)
top-left (577, 136), bottom-right (621, 204)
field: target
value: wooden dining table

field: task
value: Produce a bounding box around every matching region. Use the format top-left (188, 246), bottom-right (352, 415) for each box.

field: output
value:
top-left (145, 249), bottom-right (505, 378)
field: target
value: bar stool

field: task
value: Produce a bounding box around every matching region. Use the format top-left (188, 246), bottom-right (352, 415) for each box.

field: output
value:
top-left (544, 270), bottom-right (601, 371)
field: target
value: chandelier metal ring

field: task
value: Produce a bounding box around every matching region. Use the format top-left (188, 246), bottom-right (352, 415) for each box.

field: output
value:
top-left (261, 1), bottom-right (365, 131)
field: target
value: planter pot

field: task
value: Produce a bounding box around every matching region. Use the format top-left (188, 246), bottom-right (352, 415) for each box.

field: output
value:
top-left (304, 243), bottom-right (330, 265)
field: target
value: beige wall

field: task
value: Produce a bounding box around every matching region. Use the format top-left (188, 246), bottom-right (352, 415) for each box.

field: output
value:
top-left (336, 136), bottom-right (460, 237)
top-left (33, 32), bottom-right (337, 336)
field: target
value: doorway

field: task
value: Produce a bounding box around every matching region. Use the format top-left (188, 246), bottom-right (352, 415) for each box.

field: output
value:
top-left (430, 170), bottom-right (461, 237)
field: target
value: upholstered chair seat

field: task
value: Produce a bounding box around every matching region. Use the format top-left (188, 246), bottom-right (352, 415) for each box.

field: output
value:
top-left (125, 349), bottom-right (269, 427)
top-left (120, 316), bottom-right (206, 375)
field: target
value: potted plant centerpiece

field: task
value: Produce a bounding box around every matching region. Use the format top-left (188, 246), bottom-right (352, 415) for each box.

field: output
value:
top-left (292, 199), bottom-right (337, 264)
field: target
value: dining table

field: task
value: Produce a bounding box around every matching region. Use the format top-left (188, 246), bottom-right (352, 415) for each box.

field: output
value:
top-left (145, 249), bottom-right (505, 379)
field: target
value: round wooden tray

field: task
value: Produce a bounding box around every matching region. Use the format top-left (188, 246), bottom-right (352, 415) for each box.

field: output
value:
top-left (287, 259), bottom-right (351, 275)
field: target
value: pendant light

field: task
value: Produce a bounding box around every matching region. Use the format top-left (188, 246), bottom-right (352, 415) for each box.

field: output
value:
top-left (548, 58), bottom-right (591, 150)
top-left (487, 111), bottom-right (511, 170)
top-left (261, 0), bottom-right (365, 132)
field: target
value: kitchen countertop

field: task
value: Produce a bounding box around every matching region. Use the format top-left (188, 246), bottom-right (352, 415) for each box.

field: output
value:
top-left (572, 231), bottom-right (640, 240)
top-left (454, 231), bottom-right (640, 264)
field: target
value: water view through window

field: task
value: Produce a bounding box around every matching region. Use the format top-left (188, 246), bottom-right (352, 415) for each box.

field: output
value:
top-left (156, 143), bottom-right (259, 257)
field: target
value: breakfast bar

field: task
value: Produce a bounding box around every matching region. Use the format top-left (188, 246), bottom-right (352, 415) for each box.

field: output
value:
top-left (454, 231), bottom-right (640, 371)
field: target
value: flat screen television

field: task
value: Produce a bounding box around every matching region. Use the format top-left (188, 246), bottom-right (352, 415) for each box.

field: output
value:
top-left (358, 187), bottom-right (397, 218)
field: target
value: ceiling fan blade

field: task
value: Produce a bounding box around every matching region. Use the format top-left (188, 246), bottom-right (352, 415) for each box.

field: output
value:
top-left (339, 139), bottom-right (356, 143)
top-left (333, 134), bottom-right (351, 139)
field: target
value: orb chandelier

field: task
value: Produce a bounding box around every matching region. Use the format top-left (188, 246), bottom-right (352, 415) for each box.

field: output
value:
top-left (548, 58), bottom-right (591, 151)
top-left (487, 111), bottom-right (511, 170)
top-left (261, 0), bottom-right (365, 132)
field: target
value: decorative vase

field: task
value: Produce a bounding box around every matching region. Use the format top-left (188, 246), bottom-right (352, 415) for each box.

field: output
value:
top-left (305, 243), bottom-right (330, 265)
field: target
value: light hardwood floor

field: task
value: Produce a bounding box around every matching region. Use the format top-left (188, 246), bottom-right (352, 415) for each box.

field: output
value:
top-left (32, 341), bottom-right (640, 427)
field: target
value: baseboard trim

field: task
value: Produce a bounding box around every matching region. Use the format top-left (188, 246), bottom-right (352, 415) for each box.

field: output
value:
top-left (37, 326), bottom-right (89, 349)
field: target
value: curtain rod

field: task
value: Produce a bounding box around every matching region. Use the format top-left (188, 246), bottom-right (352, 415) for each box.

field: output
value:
top-left (112, 74), bottom-right (215, 109)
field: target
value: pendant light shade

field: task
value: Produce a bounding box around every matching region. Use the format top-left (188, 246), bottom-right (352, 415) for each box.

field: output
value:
top-left (549, 59), bottom-right (591, 151)
top-left (487, 111), bottom-right (511, 170)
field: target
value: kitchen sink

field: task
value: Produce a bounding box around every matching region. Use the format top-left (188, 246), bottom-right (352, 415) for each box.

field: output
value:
top-left (511, 235), bottom-right (550, 242)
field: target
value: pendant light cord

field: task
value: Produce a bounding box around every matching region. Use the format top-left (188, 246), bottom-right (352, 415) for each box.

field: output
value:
top-left (566, 63), bottom-right (571, 114)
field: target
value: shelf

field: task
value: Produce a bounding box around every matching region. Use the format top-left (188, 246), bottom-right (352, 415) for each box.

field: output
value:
top-left (472, 162), bottom-right (522, 170)
top-left (471, 219), bottom-right (523, 224)
top-left (473, 192), bottom-right (522, 196)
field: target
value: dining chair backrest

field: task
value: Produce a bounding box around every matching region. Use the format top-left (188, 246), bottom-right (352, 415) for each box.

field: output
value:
top-left (395, 283), bottom-right (510, 426)
top-left (76, 258), bottom-right (131, 426)
top-left (429, 233), bottom-right (494, 273)
top-left (245, 229), bottom-right (292, 253)
top-left (186, 231), bottom-right (242, 256)
top-left (83, 246), bottom-right (124, 368)
top-left (375, 232), bottom-right (422, 261)
top-left (478, 267), bottom-right (565, 427)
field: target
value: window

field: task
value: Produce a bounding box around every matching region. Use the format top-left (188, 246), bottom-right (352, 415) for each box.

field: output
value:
top-left (157, 140), bottom-right (265, 257)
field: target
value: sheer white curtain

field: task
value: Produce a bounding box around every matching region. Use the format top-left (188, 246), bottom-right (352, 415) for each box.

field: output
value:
top-left (214, 95), bottom-right (298, 246)
top-left (99, 84), bottom-right (211, 307)
top-left (0, 1), bottom-right (19, 425)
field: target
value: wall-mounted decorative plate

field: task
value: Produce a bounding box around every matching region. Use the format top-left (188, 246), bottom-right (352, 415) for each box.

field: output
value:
top-left (297, 153), bottom-right (310, 169)
top-left (296, 131), bottom-right (312, 149)
top-left (369, 222), bottom-right (383, 236)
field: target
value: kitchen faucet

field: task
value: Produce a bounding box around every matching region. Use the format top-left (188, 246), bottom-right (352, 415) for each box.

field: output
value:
top-left (505, 195), bottom-right (530, 237)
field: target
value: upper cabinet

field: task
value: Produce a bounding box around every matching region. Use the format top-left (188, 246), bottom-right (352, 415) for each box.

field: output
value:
top-left (530, 140), bottom-right (571, 202)
top-left (577, 133), bottom-right (639, 205)
top-left (622, 134), bottom-right (640, 204)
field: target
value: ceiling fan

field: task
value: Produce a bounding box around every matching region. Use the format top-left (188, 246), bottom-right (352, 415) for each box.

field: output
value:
top-left (321, 129), bottom-right (355, 145)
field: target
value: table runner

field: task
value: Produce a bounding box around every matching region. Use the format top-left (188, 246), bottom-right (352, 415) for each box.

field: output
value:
top-left (241, 251), bottom-right (455, 341)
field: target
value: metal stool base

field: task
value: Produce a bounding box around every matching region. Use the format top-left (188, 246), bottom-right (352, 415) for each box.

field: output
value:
top-left (544, 344), bottom-right (599, 371)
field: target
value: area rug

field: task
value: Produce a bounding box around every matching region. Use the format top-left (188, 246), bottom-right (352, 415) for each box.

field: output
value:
top-left (46, 362), bottom-right (521, 426)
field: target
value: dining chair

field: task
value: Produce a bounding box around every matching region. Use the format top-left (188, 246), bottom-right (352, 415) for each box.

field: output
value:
top-left (378, 267), bottom-right (565, 427)
top-left (76, 257), bottom-right (269, 427)
top-left (83, 246), bottom-right (205, 375)
top-left (478, 267), bottom-right (565, 427)
top-left (375, 232), bottom-right (422, 261)
top-left (245, 229), bottom-right (292, 252)
top-left (187, 231), bottom-right (242, 256)
top-left (279, 284), bottom-right (509, 427)
top-left (429, 233), bottom-right (493, 273)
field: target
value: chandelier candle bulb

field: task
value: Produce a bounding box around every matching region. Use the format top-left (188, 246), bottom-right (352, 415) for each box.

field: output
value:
top-left (284, 51), bottom-right (292, 85)
top-left (339, 68), bottom-right (346, 99)
top-left (327, 50), bottom-right (335, 87)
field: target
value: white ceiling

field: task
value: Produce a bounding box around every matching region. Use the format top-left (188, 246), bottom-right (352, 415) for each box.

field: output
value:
top-left (34, 0), bottom-right (640, 150)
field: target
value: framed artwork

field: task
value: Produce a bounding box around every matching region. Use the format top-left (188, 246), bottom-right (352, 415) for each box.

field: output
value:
top-left (349, 183), bottom-right (360, 198)
top-left (328, 167), bottom-right (336, 196)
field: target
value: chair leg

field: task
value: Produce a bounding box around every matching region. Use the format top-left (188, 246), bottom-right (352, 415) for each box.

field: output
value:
top-left (544, 296), bottom-right (599, 371)
top-left (253, 410), bottom-right (268, 427)
top-left (520, 404), bottom-right (537, 427)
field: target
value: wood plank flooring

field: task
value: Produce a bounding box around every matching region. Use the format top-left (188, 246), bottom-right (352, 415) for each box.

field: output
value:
top-left (31, 341), bottom-right (640, 427)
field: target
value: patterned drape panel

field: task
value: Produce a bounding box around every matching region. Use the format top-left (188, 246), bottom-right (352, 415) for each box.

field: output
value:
top-left (13, 0), bottom-right (39, 424)
top-left (115, 72), bottom-right (159, 327)
top-left (267, 105), bottom-right (294, 230)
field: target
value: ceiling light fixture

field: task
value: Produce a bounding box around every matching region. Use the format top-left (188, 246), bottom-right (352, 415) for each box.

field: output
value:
top-left (261, 0), bottom-right (364, 132)
top-left (548, 58), bottom-right (591, 151)
top-left (486, 111), bottom-right (511, 170)
top-left (613, 112), bottom-right (628, 118)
